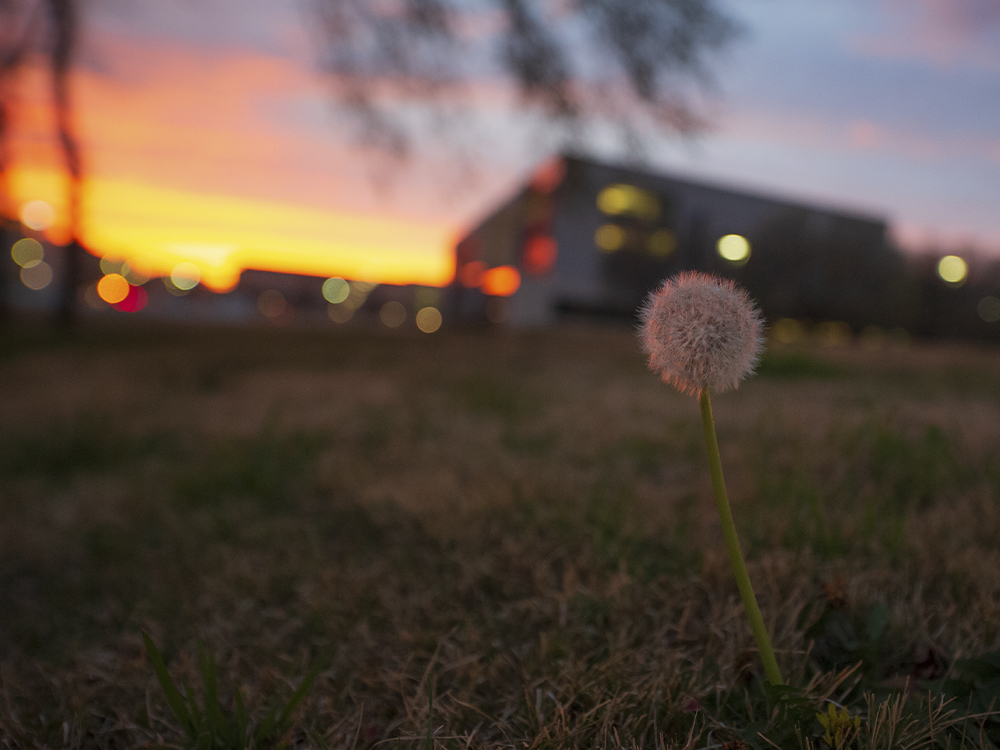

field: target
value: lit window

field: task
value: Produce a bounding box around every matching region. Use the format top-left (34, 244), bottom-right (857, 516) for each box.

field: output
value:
top-left (717, 234), bottom-right (751, 263)
top-left (595, 224), bottom-right (625, 253)
top-left (937, 255), bottom-right (967, 285)
top-left (647, 229), bottom-right (676, 257)
top-left (596, 184), bottom-right (660, 220)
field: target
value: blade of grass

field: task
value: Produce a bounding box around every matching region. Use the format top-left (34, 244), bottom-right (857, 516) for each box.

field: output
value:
top-left (142, 630), bottom-right (196, 739)
top-left (198, 641), bottom-right (227, 739)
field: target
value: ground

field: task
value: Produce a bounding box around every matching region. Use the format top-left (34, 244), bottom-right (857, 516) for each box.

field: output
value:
top-left (1, 322), bottom-right (1000, 748)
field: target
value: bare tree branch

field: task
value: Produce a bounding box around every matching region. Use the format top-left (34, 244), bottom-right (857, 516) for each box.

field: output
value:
top-left (308, 0), bottom-right (739, 152)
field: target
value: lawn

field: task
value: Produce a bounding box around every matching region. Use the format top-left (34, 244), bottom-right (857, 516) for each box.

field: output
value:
top-left (2, 323), bottom-right (1000, 748)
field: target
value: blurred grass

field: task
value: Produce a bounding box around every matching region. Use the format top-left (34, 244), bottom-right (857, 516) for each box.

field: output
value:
top-left (1, 323), bottom-right (1000, 747)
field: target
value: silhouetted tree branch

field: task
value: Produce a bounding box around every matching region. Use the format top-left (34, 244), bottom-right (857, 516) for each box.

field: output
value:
top-left (0, 0), bottom-right (84, 328)
top-left (309, 0), bottom-right (738, 156)
top-left (47, 0), bottom-right (84, 327)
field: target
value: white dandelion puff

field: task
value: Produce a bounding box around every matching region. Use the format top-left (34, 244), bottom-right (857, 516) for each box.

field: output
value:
top-left (639, 271), bottom-right (765, 396)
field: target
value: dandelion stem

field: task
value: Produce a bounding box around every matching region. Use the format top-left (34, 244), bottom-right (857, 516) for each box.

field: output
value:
top-left (699, 388), bottom-right (783, 686)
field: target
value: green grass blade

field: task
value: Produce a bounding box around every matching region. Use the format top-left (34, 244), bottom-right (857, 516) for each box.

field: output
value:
top-left (254, 706), bottom-right (278, 745)
top-left (182, 678), bottom-right (204, 736)
top-left (142, 630), bottom-right (196, 739)
top-left (276, 657), bottom-right (324, 730)
top-left (198, 641), bottom-right (227, 738)
top-left (233, 685), bottom-right (250, 748)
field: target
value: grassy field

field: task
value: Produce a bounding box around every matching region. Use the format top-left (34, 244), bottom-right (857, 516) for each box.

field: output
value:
top-left (2, 322), bottom-right (1000, 749)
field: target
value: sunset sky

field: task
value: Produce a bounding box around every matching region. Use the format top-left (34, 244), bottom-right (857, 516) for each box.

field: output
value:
top-left (5, 0), bottom-right (1000, 290)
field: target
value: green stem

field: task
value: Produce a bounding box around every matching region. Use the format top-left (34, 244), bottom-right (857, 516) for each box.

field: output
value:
top-left (699, 388), bottom-right (783, 686)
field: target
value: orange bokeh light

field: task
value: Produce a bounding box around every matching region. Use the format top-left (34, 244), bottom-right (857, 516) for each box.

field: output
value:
top-left (97, 273), bottom-right (130, 303)
top-left (481, 266), bottom-right (521, 297)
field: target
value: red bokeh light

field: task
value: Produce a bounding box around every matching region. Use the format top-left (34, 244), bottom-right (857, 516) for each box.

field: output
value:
top-left (114, 284), bottom-right (148, 312)
top-left (459, 260), bottom-right (486, 288)
top-left (523, 235), bottom-right (557, 275)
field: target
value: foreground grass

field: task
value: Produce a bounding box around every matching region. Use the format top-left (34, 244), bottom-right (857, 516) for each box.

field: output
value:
top-left (1, 323), bottom-right (1000, 748)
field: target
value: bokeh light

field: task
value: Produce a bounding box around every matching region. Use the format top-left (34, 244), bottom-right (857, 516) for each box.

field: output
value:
top-left (328, 303), bottom-right (354, 323)
top-left (861, 325), bottom-right (886, 350)
top-left (771, 318), bottom-right (804, 344)
top-left (81, 282), bottom-right (104, 309)
top-left (459, 261), bottom-right (486, 288)
top-left (717, 234), bottom-right (751, 263)
top-left (123, 264), bottom-right (150, 286)
top-left (343, 280), bottom-right (376, 309)
top-left (162, 275), bottom-right (188, 296)
top-left (115, 285), bottom-right (148, 313)
top-left (647, 229), bottom-right (676, 257)
top-left (415, 306), bottom-right (442, 333)
top-left (816, 320), bottom-right (851, 346)
top-left (596, 184), bottom-right (659, 220)
top-left (979, 296), bottom-right (1000, 323)
top-left (11, 238), bottom-right (45, 268)
top-left (523, 235), bottom-right (557, 275)
top-left (100, 256), bottom-right (123, 275)
top-left (171, 262), bottom-right (202, 290)
top-left (380, 300), bottom-right (406, 328)
top-left (19, 199), bottom-right (56, 231)
top-left (937, 255), bottom-right (967, 285)
top-left (97, 273), bottom-right (130, 304)
top-left (258, 289), bottom-right (287, 319)
top-left (20, 262), bottom-right (53, 290)
top-left (322, 277), bottom-right (350, 304)
top-left (481, 266), bottom-right (521, 297)
top-left (595, 224), bottom-right (625, 253)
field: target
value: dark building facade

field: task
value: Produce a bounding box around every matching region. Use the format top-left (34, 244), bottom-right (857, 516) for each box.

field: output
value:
top-left (452, 155), bottom-right (911, 328)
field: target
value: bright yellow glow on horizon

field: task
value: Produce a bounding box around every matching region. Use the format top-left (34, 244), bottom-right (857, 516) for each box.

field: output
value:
top-left (7, 167), bottom-right (458, 291)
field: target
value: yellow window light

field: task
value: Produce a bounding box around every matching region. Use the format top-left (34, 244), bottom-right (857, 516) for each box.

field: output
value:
top-left (717, 234), bottom-right (751, 263)
top-left (596, 184), bottom-right (660, 220)
top-left (595, 224), bottom-right (626, 253)
top-left (937, 255), bottom-right (967, 285)
top-left (647, 229), bottom-right (676, 257)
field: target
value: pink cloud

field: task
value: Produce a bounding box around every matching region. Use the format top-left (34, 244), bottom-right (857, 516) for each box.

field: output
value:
top-left (852, 0), bottom-right (1000, 68)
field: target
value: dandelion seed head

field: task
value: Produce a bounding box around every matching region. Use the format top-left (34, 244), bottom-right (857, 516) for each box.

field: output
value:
top-left (639, 272), bottom-right (764, 396)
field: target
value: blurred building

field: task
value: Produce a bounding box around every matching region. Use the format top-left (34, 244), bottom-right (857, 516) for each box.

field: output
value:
top-left (451, 154), bottom-right (911, 329)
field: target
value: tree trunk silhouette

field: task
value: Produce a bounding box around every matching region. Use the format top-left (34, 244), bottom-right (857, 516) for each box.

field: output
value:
top-left (48, 0), bottom-right (83, 329)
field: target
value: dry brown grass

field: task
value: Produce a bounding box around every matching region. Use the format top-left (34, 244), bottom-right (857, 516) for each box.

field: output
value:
top-left (1, 323), bottom-right (999, 748)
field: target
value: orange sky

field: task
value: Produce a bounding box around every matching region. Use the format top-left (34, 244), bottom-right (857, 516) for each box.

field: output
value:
top-left (3, 37), bottom-right (501, 290)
